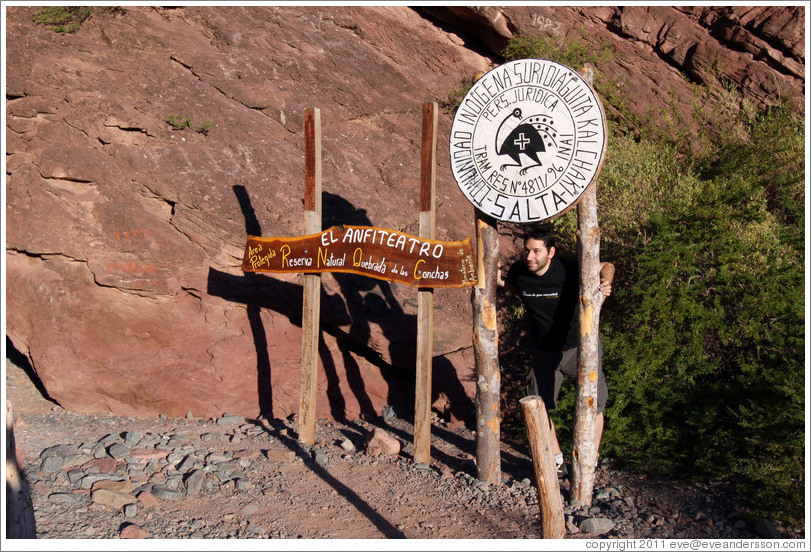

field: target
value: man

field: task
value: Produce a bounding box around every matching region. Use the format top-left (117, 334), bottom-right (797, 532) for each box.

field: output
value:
top-left (504, 227), bottom-right (615, 478)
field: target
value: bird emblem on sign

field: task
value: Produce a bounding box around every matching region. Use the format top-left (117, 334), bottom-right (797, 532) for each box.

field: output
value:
top-left (495, 108), bottom-right (558, 175)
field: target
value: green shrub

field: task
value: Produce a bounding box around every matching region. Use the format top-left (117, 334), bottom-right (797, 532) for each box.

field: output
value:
top-left (441, 75), bottom-right (478, 114)
top-left (32, 6), bottom-right (117, 33)
top-left (502, 31), bottom-right (615, 72)
top-left (166, 115), bottom-right (215, 135)
top-left (598, 104), bottom-right (805, 523)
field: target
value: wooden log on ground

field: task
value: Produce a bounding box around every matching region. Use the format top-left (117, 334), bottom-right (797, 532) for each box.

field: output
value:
top-left (520, 395), bottom-right (565, 539)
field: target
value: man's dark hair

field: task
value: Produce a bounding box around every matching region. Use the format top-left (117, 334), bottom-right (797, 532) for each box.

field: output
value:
top-left (524, 226), bottom-right (556, 250)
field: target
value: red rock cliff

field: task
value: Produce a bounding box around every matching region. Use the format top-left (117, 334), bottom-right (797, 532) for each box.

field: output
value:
top-left (4, 6), bottom-right (804, 422)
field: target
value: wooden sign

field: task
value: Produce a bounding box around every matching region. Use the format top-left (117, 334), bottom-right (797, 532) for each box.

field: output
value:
top-left (450, 58), bottom-right (607, 223)
top-left (242, 225), bottom-right (476, 288)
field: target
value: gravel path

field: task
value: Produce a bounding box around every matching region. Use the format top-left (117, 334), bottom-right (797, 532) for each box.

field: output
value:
top-left (5, 359), bottom-right (805, 543)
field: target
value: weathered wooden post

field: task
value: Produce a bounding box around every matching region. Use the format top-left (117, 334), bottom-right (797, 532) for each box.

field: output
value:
top-left (6, 401), bottom-right (37, 538)
top-left (414, 102), bottom-right (438, 465)
top-left (472, 209), bottom-right (501, 483)
top-left (520, 396), bottom-right (565, 538)
top-left (570, 67), bottom-right (607, 506)
top-left (298, 107), bottom-right (322, 446)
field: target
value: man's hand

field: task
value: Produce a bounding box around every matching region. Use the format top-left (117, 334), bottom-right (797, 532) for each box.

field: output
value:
top-left (598, 262), bottom-right (615, 298)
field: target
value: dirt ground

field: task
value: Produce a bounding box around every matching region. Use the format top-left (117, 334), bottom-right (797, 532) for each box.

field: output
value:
top-left (4, 357), bottom-right (545, 543)
top-left (4, 357), bottom-right (805, 546)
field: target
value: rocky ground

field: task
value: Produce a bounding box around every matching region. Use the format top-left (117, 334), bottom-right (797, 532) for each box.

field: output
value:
top-left (5, 358), bottom-right (805, 544)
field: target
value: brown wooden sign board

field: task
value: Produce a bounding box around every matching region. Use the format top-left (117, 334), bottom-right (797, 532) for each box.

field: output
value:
top-left (242, 224), bottom-right (476, 288)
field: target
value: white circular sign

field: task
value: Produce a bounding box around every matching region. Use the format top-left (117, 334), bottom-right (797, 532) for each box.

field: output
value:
top-left (450, 59), bottom-right (607, 223)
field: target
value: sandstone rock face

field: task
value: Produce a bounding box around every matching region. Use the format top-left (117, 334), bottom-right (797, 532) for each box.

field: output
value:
top-left (424, 6), bottom-right (804, 121)
top-left (4, 6), bottom-right (804, 423)
top-left (5, 6), bottom-right (487, 423)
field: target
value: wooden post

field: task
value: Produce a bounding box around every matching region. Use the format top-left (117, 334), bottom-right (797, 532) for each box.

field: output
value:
top-left (298, 108), bottom-right (322, 446)
top-left (520, 396), bottom-right (565, 539)
top-left (571, 67), bottom-right (605, 505)
top-left (472, 209), bottom-right (501, 483)
top-left (414, 102), bottom-right (438, 465)
top-left (6, 401), bottom-right (37, 538)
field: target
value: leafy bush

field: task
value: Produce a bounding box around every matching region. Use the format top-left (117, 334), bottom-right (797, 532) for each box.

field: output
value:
top-left (441, 75), bottom-right (479, 114)
top-left (502, 31), bottom-right (615, 70)
top-left (600, 104), bottom-right (803, 524)
top-left (32, 6), bottom-right (118, 33)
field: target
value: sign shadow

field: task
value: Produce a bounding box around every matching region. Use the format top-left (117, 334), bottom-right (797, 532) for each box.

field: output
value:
top-left (232, 184), bottom-right (273, 417)
top-left (211, 187), bottom-right (413, 421)
top-left (246, 417), bottom-right (406, 538)
top-left (213, 187), bottom-right (476, 451)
